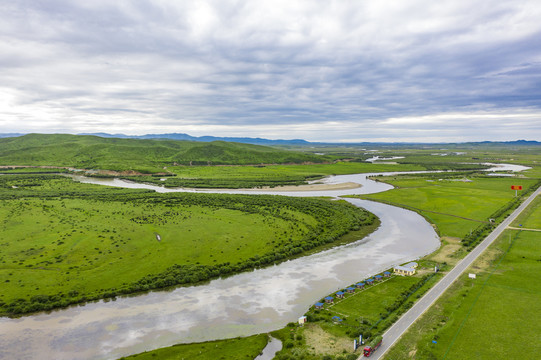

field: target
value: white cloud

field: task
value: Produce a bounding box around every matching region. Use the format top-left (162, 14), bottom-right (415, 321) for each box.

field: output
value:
top-left (1, 0), bottom-right (540, 141)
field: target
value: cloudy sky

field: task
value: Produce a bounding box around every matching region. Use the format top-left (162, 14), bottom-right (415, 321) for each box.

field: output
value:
top-left (1, 1), bottom-right (540, 142)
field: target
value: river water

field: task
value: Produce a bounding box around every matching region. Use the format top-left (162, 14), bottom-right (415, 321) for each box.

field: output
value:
top-left (0, 163), bottom-right (528, 360)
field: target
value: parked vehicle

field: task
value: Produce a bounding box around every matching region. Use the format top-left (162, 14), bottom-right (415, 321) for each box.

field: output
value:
top-left (363, 336), bottom-right (382, 357)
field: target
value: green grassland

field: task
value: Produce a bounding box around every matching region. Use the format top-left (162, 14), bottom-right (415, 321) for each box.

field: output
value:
top-left (0, 175), bottom-right (377, 316)
top-left (384, 196), bottom-right (541, 359)
top-left (270, 268), bottom-right (443, 360)
top-left (116, 162), bottom-right (427, 189)
top-left (0, 166), bottom-right (69, 174)
top-left (0, 134), bottom-right (331, 173)
top-left (361, 174), bottom-right (539, 238)
top-left (1, 134), bottom-right (508, 190)
top-left (290, 141), bottom-right (541, 169)
top-left (119, 334), bottom-right (268, 360)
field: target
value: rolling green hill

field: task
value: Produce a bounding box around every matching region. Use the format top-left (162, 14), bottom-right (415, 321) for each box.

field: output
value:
top-left (0, 134), bottom-right (331, 173)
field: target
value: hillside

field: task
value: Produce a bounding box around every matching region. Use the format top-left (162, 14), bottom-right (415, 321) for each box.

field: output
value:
top-left (0, 134), bottom-right (330, 173)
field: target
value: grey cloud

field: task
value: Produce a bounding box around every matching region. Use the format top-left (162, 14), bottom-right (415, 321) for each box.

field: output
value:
top-left (1, 1), bottom-right (540, 141)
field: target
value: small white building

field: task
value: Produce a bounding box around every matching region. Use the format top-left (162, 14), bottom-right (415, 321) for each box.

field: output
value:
top-left (298, 316), bottom-right (307, 325)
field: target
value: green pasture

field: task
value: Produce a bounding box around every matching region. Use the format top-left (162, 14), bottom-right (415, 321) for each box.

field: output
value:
top-left (144, 162), bottom-right (426, 188)
top-left (512, 194), bottom-right (541, 229)
top-left (0, 175), bottom-right (376, 315)
top-left (171, 162), bottom-right (426, 177)
top-left (0, 167), bottom-right (68, 174)
top-left (271, 268), bottom-right (441, 359)
top-left (0, 197), bottom-right (304, 298)
top-left (0, 134), bottom-right (330, 172)
top-left (361, 175), bottom-right (538, 237)
top-left (119, 334), bottom-right (268, 360)
top-left (384, 198), bottom-right (541, 360)
top-left (523, 166), bottom-right (541, 178)
top-left (330, 276), bottom-right (421, 324)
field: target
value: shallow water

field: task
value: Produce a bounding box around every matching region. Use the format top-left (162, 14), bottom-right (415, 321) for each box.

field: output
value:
top-left (255, 336), bottom-right (282, 360)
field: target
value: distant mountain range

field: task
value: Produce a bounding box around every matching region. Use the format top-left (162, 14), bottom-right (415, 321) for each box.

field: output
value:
top-left (0, 132), bottom-right (539, 146)
top-left (77, 132), bottom-right (311, 145)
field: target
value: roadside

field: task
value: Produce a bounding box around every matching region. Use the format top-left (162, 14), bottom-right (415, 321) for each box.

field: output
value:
top-left (378, 185), bottom-right (540, 359)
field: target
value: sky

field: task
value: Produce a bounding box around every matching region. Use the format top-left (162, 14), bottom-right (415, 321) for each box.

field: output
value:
top-left (1, 0), bottom-right (540, 142)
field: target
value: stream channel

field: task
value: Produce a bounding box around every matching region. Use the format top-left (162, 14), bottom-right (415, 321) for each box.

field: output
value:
top-left (0, 164), bottom-right (527, 359)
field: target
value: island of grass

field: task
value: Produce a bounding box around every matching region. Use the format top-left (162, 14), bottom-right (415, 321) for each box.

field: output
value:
top-left (0, 174), bottom-right (379, 316)
top-left (118, 334), bottom-right (269, 360)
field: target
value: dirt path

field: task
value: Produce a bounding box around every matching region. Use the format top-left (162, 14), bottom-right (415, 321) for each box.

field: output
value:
top-left (507, 226), bottom-right (541, 232)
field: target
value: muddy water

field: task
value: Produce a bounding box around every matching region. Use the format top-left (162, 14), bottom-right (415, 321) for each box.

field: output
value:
top-left (255, 336), bottom-right (282, 360)
top-left (1, 164), bottom-right (524, 360)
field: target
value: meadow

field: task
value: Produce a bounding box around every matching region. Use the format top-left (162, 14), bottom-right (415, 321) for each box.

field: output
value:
top-left (361, 174), bottom-right (539, 238)
top-left (384, 195), bottom-right (541, 359)
top-left (270, 267), bottom-right (443, 360)
top-left (0, 175), bottom-right (377, 315)
top-left (114, 162), bottom-right (427, 189)
top-left (1, 133), bottom-right (511, 189)
top-left (0, 134), bottom-right (332, 173)
top-left (119, 334), bottom-right (268, 360)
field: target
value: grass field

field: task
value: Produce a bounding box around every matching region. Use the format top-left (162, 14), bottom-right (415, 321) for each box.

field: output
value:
top-left (119, 334), bottom-right (268, 360)
top-left (384, 195), bottom-right (541, 360)
top-left (0, 175), bottom-right (377, 315)
top-left (270, 267), bottom-right (443, 360)
top-left (361, 175), bottom-right (539, 238)
top-left (126, 162), bottom-right (427, 188)
top-left (0, 134), bottom-right (331, 173)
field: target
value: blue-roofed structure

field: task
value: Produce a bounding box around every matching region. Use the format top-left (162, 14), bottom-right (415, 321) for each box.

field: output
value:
top-left (324, 296), bottom-right (334, 303)
top-left (383, 271), bottom-right (391, 277)
top-left (366, 278), bottom-right (374, 284)
top-left (315, 302), bottom-right (324, 309)
top-left (375, 274), bottom-right (383, 281)
top-left (346, 287), bottom-right (355, 293)
top-left (356, 282), bottom-right (365, 289)
top-left (336, 291), bottom-right (344, 298)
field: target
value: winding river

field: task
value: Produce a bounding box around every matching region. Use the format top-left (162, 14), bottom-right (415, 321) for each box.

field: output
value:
top-left (0, 164), bottom-right (528, 360)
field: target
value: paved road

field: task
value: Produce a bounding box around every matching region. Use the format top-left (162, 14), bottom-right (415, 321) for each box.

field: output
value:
top-left (361, 186), bottom-right (541, 359)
